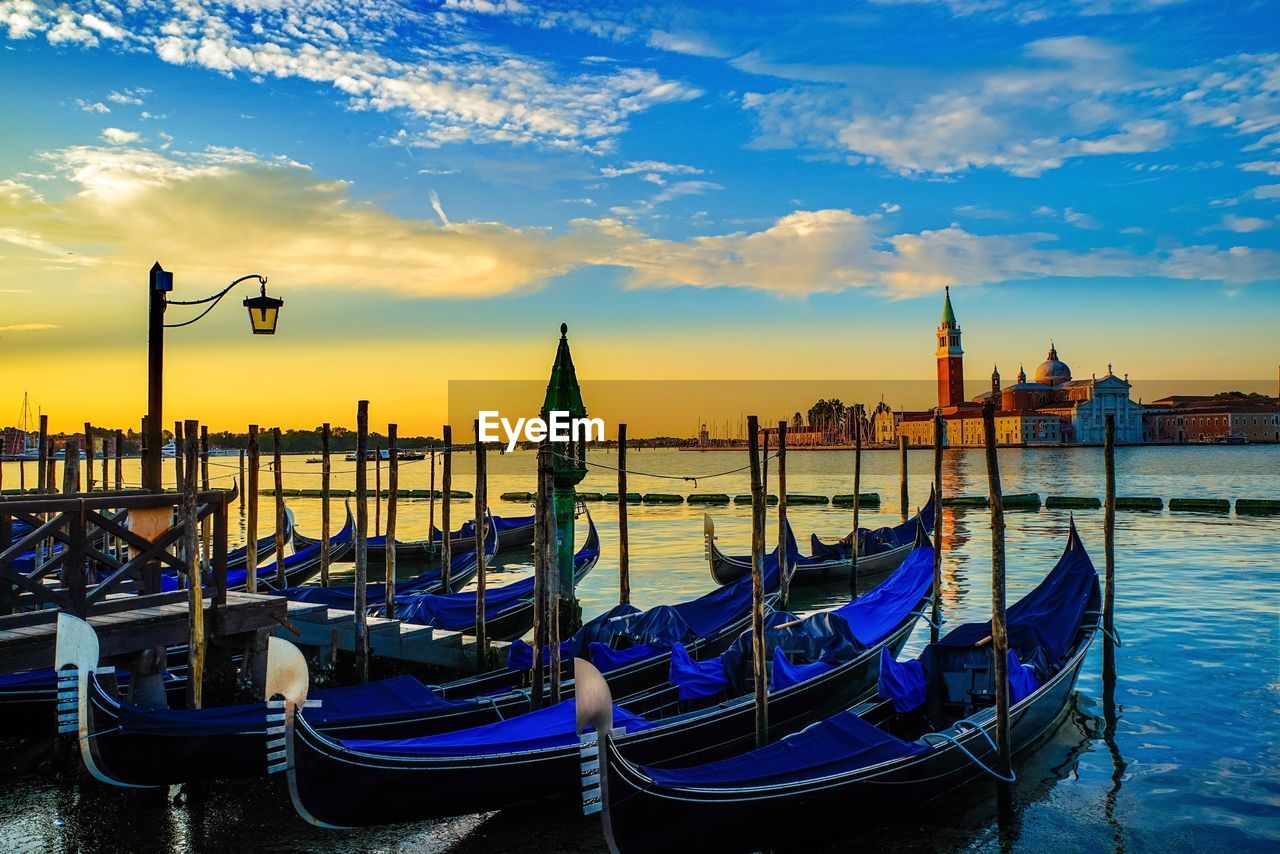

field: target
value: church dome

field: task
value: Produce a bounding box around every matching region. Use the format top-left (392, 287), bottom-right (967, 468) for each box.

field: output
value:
top-left (1034, 343), bottom-right (1071, 386)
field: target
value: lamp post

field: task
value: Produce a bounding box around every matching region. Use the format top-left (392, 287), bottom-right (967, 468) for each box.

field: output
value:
top-left (144, 262), bottom-right (283, 492)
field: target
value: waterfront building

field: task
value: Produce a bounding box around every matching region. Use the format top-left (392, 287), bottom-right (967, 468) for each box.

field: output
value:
top-left (1143, 396), bottom-right (1280, 443)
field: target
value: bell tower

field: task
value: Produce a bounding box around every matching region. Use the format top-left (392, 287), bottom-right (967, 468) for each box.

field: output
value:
top-left (937, 286), bottom-right (964, 410)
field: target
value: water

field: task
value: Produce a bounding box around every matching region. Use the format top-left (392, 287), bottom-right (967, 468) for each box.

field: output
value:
top-left (1, 446), bottom-right (1277, 852)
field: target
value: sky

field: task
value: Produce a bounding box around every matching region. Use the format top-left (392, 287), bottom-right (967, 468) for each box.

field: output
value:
top-left (1, 0), bottom-right (1278, 434)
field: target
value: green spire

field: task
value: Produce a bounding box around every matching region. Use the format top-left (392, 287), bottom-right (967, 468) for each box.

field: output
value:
top-left (541, 322), bottom-right (586, 420)
top-left (941, 285), bottom-right (956, 325)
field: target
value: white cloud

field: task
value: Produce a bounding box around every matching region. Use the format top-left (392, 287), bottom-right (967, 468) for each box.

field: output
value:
top-left (0, 323), bottom-right (60, 331)
top-left (868, 0), bottom-right (1193, 23)
top-left (881, 202), bottom-right (901, 213)
top-left (1253, 185), bottom-right (1280, 200)
top-left (429, 190), bottom-right (450, 226)
top-left (100, 128), bottom-right (140, 145)
top-left (1217, 214), bottom-right (1272, 233)
top-left (75, 99), bottom-right (110, 114)
top-left (1242, 161), bottom-right (1280, 176)
top-left (601, 160), bottom-right (704, 178)
top-left (107, 88), bottom-right (148, 106)
top-left (1062, 207), bottom-right (1100, 229)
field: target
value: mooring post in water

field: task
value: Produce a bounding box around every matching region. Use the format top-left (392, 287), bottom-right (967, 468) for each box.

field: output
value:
top-left (375, 447), bottom-right (382, 537)
top-left (473, 419), bottom-right (488, 671)
top-left (899, 433), bottom-right (909, 523)
top-left (777, 420), bottom-right (790, 611)
top-left (747, 416), bottom-right (769, 747)
top-left (617, 423), bottom-right (630, 606)
top-left (762, 427), bottom-right (770, 499)
top-left (1103, 414), bottom-right (1117, 687)
top-left (440, 425), bottom-right (452, 592)
top-left (246, 424), bottom-right (260, 593)
top-left (427, 448), bottom-right (436, 557)
top-left (115, 430), bottom-right (124, 491)
top-left (173, 421), bottom-right (185, 494)
top-left (320, 422), bottom-right (331, 587)
top-left (101, 428), bottom-right (110, 492)
top-left (84, 422), bottom-right (95, 492)
top-left (354, 401), bottom-right (370, 683)
top-left (531, 442), bottom-right (549, 709)
top-left (385, 424), bottom-right (399, 620)
top-left (59, 439), bottom-right (85, 611)
top-left (932, 412), bottom-right (944, 644)
top-left (238, 447), bottom-right (245, 514)
top-left (272, 427), bottom-right (286, 589)
top-left (981, 403), bottom-right (1012, 782)
top-left (201, 425), bottom-right (211, 569)
top-left (37, 414), bottom-right (48, 494)
top-left (851, 406), bottom-right (862, 596)
top-left (182, 421), bottom-right (206, 709)
top-left (546, 455), bottom-right (562, 705)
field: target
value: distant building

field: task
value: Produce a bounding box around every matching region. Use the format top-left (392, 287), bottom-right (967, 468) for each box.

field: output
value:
top-left (1143, 396), bottom-right (1280, 443)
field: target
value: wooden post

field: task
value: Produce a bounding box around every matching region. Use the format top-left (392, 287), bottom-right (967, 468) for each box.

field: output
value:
top-left (617, 423), bottom-right (630, 606)
top-left (932, 412), bottom-right (944, 644)
top-left (440, 425), bottom-right (452, 591)
top-left (473, 420), bottom-right (488, 670)
top-left (354, 401), bottom-right (370, 683)
top-left (385, 424), bottom-right (399, 619)
top-left (747, 416), bottom-right (768, 747)
top-left (762, 428), bottom-right (769, 500)
top-left (37, 414), bottom-right (48, 494)
top-left (981, 403), bottom-right (1012, 779)
top-left (84, 422), bottom-right (95, 492)
top-left (375, 447), bottom-right (382, 536)
top-left (777, 420), bottom-right (789, 610)
top-left (174, 421), bottom-right (185, 494)
top-left (182, 421), bottom-right (205, 709)
top-left (246, 425), bottom-right (260, 593)
top-left (427, 448), bottom-right (436, 557)
top-left (200, 425), bottom-right (211, 570)
top-left (101, 429), bottom-right (109, 492)
top-left (238, 447), bottom-right (246, 514)
top-left (61, 437), bottom-right (79, 494)
top-left (272, 427), bottom-right (285, 589)
top-left (899, 433), bottom-right (909, 522)
top-left (851, 407), bottom-right (862, 596)
top-left (531, 442), bottom-right (548, 709)
top-left (320, 422), bottom-right (331, 587)
top-left (546, 452), bottom-right (561, 704)
top-left (1103, 414), bottom-right (1117, 687)
top-left (115, 430), bottom-right (124, 491)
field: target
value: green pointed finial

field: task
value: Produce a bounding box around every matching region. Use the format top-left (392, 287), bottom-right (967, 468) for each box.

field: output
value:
top-left (941, 285), bottom-right (956, 325)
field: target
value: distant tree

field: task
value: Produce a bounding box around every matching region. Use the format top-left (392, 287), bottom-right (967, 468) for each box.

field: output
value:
top-left (792, 412), bottom-right (804, 431)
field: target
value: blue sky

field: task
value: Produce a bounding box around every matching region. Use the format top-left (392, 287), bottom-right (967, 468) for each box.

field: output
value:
top-left (1, 0), bottom-right (1278, 429)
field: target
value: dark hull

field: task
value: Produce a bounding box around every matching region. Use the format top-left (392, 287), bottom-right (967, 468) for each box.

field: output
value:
top-left (283, 607), bottom-right (922, 826)
top-left (602, 631), bottom-right (1094, 853)
top-left (709, 541), bottom-right (910, 589)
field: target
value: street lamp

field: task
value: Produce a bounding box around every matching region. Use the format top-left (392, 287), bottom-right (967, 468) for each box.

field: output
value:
top-left (143, 262), bottom-right (284, 492)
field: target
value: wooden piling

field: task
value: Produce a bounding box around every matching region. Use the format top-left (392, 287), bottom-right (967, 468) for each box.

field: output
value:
top-left (776, 421), bottom-right (789, 611)
top-left (61, 438), bottom-right (79, 495)
top-left (427, 448), bottom-right (437, 557)
top-left (100, 428), bottom-right (109, 492)
top-left (932, 413), bottom-right (944, 644)
top-left (981, 403), bottom-right (1012, 779)
top-left (115, 430), bottom-right (124, 491)
top-left (899, 433), bottom-right (909, 522)
top-left (84, 422), bottom-right (95, 492)
top-left (320, 422), bottom-right (331, 587)
top-left (60, 439), bottom-right (84, 609)
top-left (747, 415), bottom-right (768, 748)
top-left (474, 420), bottom-right (488, 671)
top-left (174, 421), bottom-right (185, 494)
top-left (182, 421), bottom-right (205, 709)
top-left (851, 407), bottom-right (862, 596)
top-left (37, 414), bottom-right (48, 494)
top-left (531, 442), bottom-right (549, 709)
top-left (246, 424), bottom-right (260, 594)
top-left (385, 424), bottom-right (399, 620)
top-left (200, 425), bottom-right (211, 570)
top-left (238, 447), bottom-right (246, 514)
top-left (1103, 414), bottom-right (1117, 688)
top-left (375, 448), bottom-right (382, 536)
top-left (546, 452), bottom-right (561, 705)
top-left (272, 427), bottom-right (286, 589)
top-left (440, 425), bottom-right (452, 592)
top-left (617, 423), bottom-right (630, 606)
top-left (354, 401), bottom-right (370, 683)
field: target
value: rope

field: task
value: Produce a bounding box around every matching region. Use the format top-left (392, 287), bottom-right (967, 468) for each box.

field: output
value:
top-left (547, 448), bottom-right (778, 488)
top-left (920, 726), bottom-right (1016, 783)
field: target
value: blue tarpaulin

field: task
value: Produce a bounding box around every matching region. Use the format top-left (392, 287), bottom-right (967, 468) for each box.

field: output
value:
top-left (588, 642), bottom-right (661, 673)
top-left (669, 641), bottom-right (730, 700)
top-left (770, 647), bottom-right (835, 692)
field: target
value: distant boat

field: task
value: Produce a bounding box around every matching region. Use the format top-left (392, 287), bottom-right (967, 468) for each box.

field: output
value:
top-left (344, 449), bottom-right (426, 462)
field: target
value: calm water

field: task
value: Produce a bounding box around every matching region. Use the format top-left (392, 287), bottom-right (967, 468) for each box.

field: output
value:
top-left (1, 446), bottom-right (1277, 852)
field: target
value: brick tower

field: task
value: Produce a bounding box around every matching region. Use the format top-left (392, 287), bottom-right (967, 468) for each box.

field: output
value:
top-left (937, 286), bottom-right (964, 410)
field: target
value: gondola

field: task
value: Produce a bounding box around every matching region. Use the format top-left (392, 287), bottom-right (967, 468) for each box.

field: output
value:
top-left (50, 515), bottom-right (595, 787)
top-left (293, 514), bottom-right (535, 561)
top-left (706, 489), bottom-right (935, 587)
top-left (277, 526), bottom-right (935, 826)
top-left (392, 510), bottom-right (598, 640)
top-left (282, 515), bottom-right (495, 609)
top-left (592, 521), bottom-right (1100, 853)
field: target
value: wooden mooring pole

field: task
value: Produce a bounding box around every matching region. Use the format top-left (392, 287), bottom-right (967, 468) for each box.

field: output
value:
top-left (899, 433), bottom-right (909, 522)
top-left (532, 442), bottom-right (549, 709)
top-left (115, 430), bottom-right (124, 491)
top-left (747, 415), bottom-right (768, 748)
top-left (320, 422), bottom-right (331, 587)
top-left (272, 427), bottom-right (285, 589)
top-left (354, 401), bottom-right (370, 683)
top-left (473, 420), bottom-right (488, 671)
top-left (1103, 414), bottom-right (1117, 687)
top-left (617, 423), bottom-right (630, 606)
top-left (440, 425), bottom-right (453, 591)
top-left (37, 414), bottom-right (48, 494)
top-left (932, 412), bottom-right (944, 644)
top-left (182, 421), bottom-right (205, 709)
top-left (385, 424), bottom-right (399, 620)
top-left (246, 424), bottom-right (260, 593)
top-left (84, 422), bottom-right (95, 492)
top-left (238, 447), bottom-right (245, 514)
top-left (375, 448), bottom-right (382, 537)
top-left (427, 448), bottom-right (437, 557)
top-left (777, 420), bottom-right (789, 611)
top-left (981, 403), bottom-right (1012, 782)
top-left (851, 407), bottom-right (862, 596)
top-left (201, 425), bottom-right (211, 570)
top-left (547, 452), bottom-right (561, 705)
top-left (174, 421), bottom-right (185, 494)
